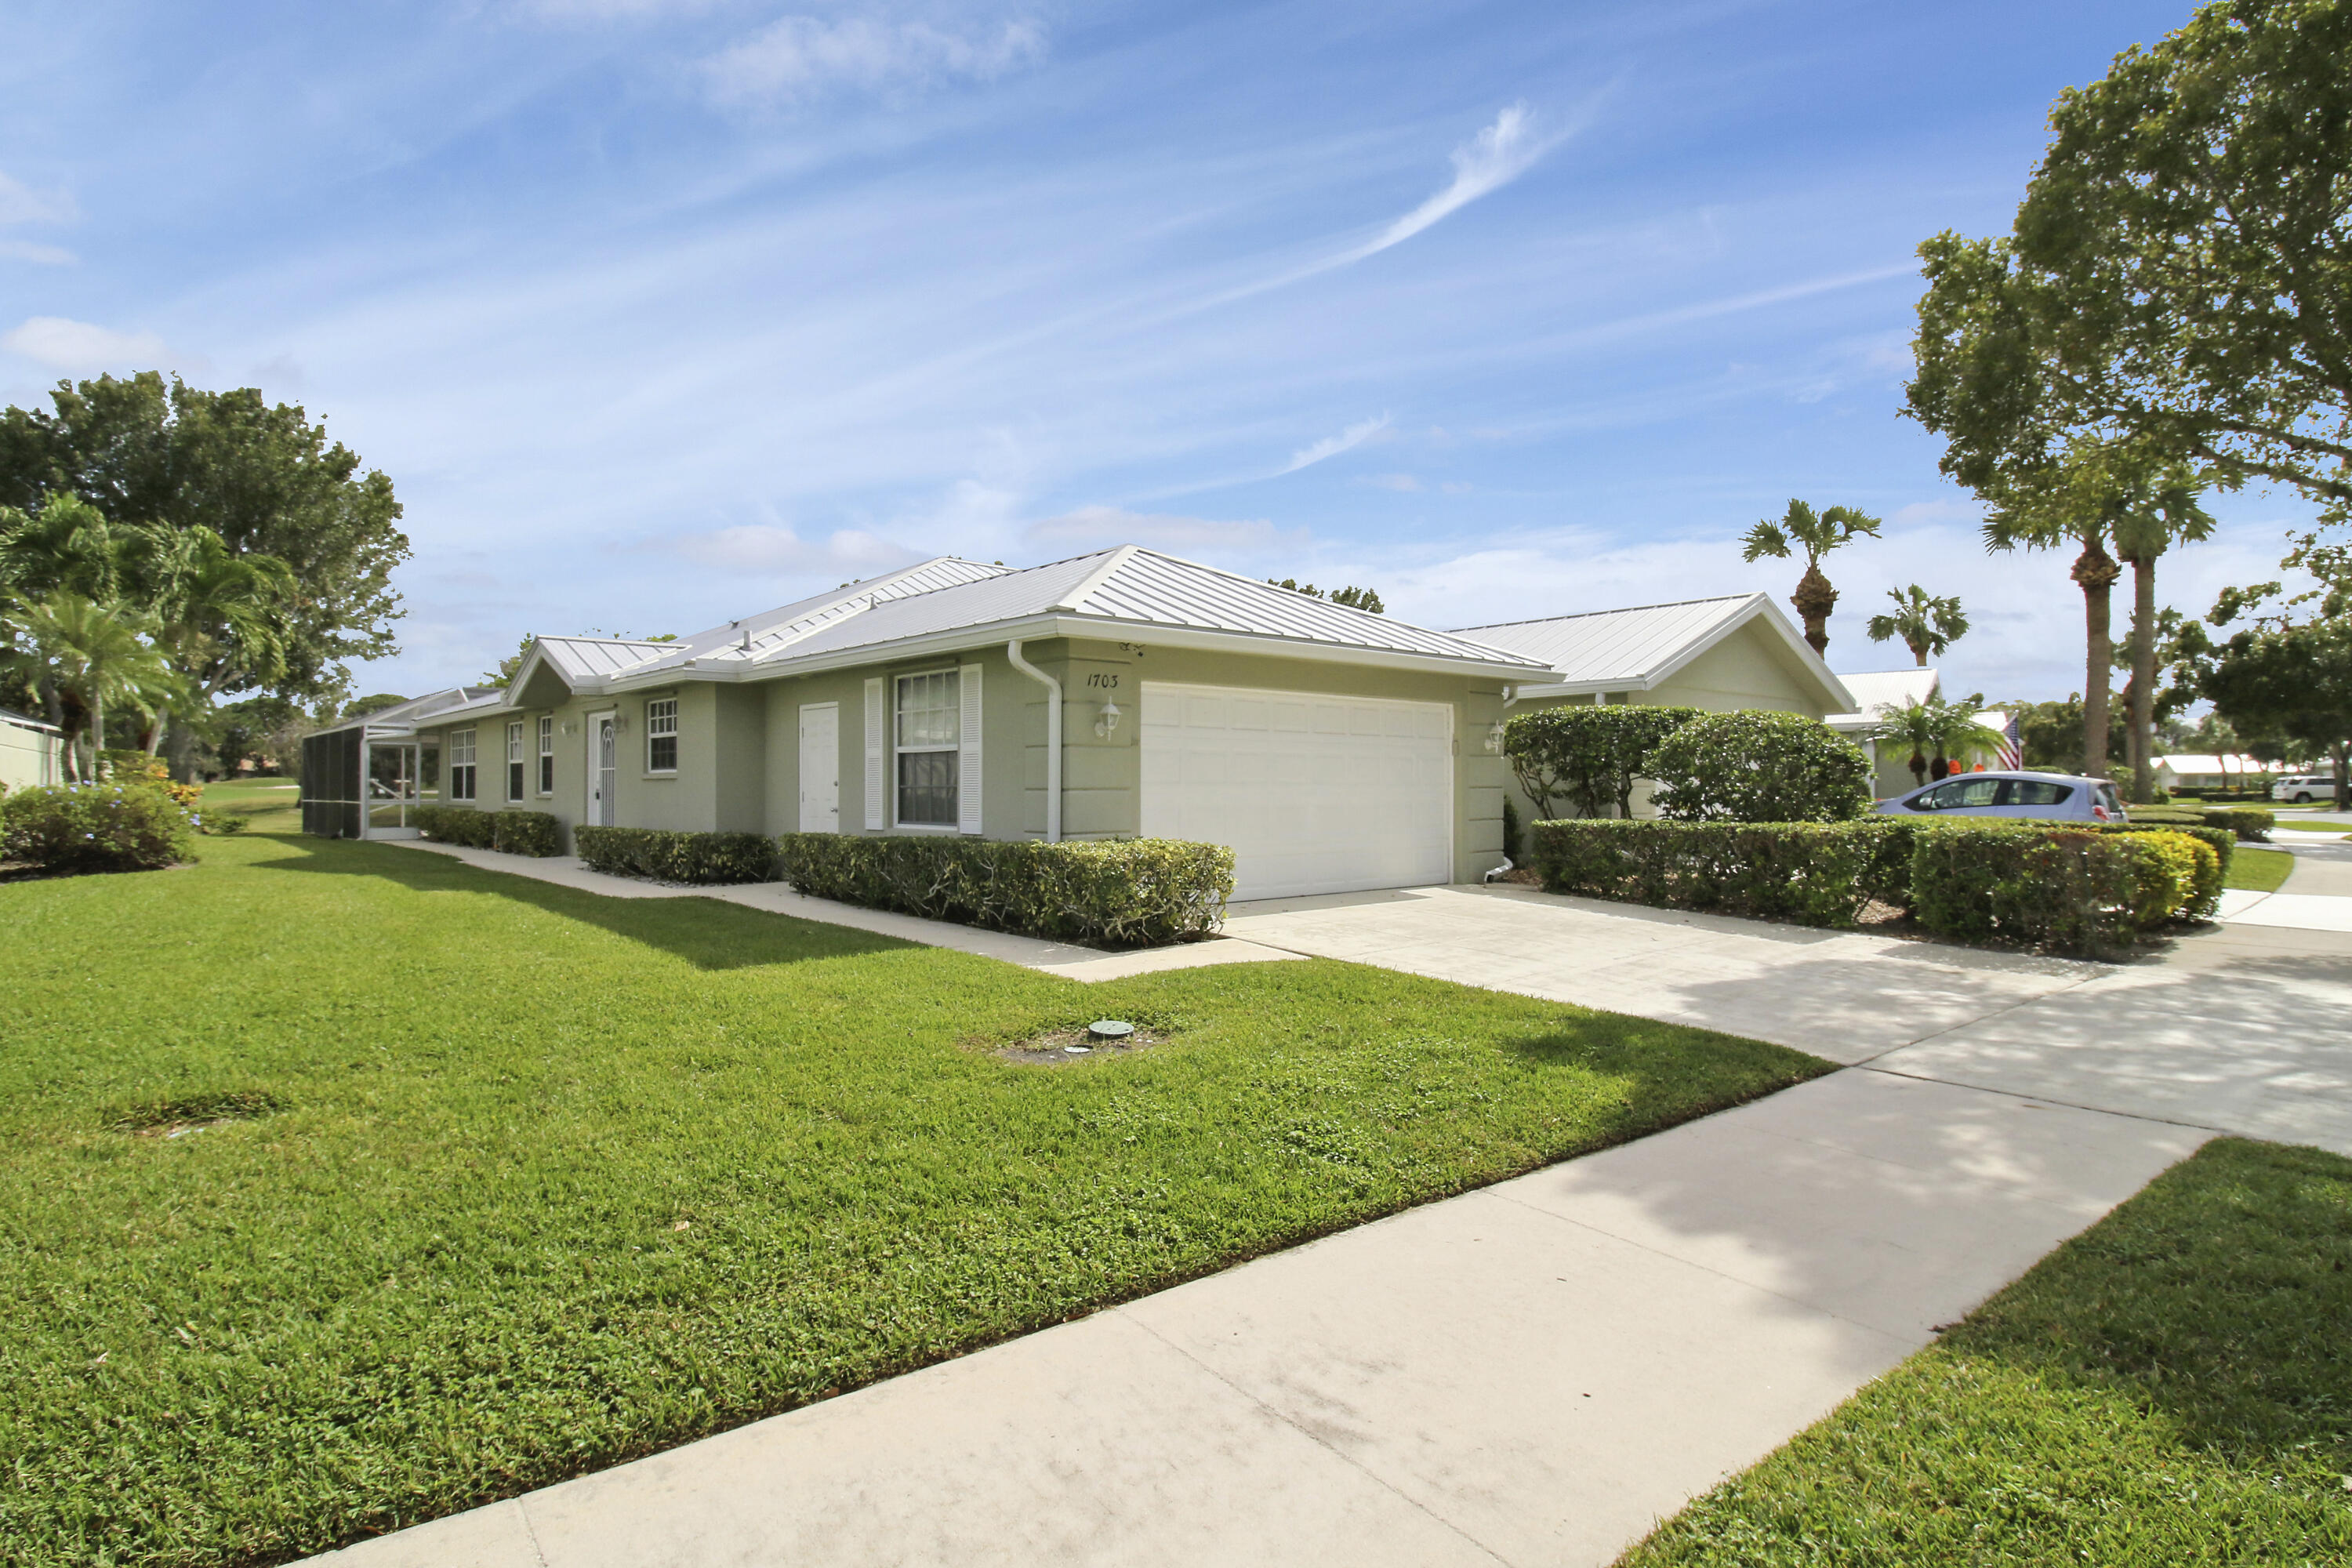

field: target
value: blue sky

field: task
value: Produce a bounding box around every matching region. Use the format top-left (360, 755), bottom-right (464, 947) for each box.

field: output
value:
top-left (0, 0), bottom-right (2313, 702)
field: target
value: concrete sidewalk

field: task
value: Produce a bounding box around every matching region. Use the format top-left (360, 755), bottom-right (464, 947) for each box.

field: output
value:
top-left (312, 1070), bottom-right (2201, 1568)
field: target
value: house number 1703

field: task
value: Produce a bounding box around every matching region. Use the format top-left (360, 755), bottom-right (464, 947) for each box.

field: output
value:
top-left (1085, 673), bottom-right (1121, 688)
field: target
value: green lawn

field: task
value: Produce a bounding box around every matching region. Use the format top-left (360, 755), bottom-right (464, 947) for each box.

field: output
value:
top-left (0, 827), bottom-right (1824, 1567)
top-left (2224, 845), bottom-right (2296, 893)
top-left (1620, 1138), bottom-right (2352, 1566)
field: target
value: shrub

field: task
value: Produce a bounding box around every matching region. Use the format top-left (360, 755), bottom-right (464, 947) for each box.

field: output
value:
top-left (1504, 704), bottom-right (1702, 818)
top-left (576, 826), bottom-right (775, 884)
top-left (1907, 826), bottom-right (2207, 956)
top-left (776, 833), bottom-right (1235, 948)
top-left (409, 806), bottom-right (561, 856)
top-left (1529, 818), bottom-right (1896, 927)
top-left (2205, 805), bottom-right (2274, 842)
top-left (1647, 710), bottom-right (1874, 822)
top-left (207, 814), bottom-right (251, 836)
top-left (1501, 795), bottom-right (1523, 862)
top-left (1, 780), bottom-right (198, 873)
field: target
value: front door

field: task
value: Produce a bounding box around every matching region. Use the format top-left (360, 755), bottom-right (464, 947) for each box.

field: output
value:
top-left (590, 714), bottom-right (616, 826)
top-left (799, 702), bottom-right (840, 832)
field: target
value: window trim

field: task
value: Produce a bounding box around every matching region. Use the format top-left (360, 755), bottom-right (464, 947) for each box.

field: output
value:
top-left (892, 668), bottom-right (961, 830)
top-left (645, 698), bottom-right (678, 775)
top-left (449, 728), bottom-right (477, 802)
top-left (506, 720), bottom-right (526, 803)
top-left (537, 715), bottom-right (554, 796)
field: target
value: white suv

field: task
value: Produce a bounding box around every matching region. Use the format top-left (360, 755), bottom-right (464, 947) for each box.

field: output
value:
top-left (2273, 773), bottom-right (2339, 804)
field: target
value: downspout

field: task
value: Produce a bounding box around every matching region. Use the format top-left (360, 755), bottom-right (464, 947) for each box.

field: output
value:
top-left (1006, 639), bottom-right (1062, 842)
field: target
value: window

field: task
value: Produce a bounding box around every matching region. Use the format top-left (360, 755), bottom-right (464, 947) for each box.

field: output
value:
top-left (506, 721), bottom-right (526, 802)
top-left (449, 728), bottom-right (477, 801)
top-left (2009, 779), bottom-right (2073, 807)
top-left (537, 715), bottom-right (554, 794)
top-left (646, 699), bottom-right (677, 773)
top-left (1907, 776), bottom-right (2000, 811)
top-left (895, 670), bottom-right (960, 826)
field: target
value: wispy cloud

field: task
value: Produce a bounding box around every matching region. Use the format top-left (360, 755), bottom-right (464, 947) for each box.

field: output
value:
top-left (1341, 103), bottom-right (1551, 265)
top-left (702, 15), bottom-right (1047, 107)
top-left (0, 239), bottom-right (75, 266)
top-left (0, 169), bottom-right (77, 227)
top-left (655, 523), bottom-right (919, 575)
top-left (2, 316), bottom-right (168, 372)
top-left (1280, 414), bottom-right (1390, 474)
top-left (1025, 504), bottom-right (1306, 556)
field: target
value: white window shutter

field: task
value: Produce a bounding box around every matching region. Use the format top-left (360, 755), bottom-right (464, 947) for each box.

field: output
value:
top-left (957, 663), bottom-right (983, 835)
top-left (863, 677), bottom-right (886, 830)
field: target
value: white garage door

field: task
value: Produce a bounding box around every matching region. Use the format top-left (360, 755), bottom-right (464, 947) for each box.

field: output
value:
top-left (1139, 681), bottom-right (1454, 902)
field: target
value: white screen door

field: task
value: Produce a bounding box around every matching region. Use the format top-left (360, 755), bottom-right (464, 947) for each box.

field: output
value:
top-left (589, 714), bottom-right (616, 826)
top-left (799, 702), bottom-right (840, 832)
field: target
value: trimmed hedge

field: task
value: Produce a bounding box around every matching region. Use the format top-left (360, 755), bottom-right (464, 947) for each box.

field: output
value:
top-left (1646, 710), bottom-right (1874, 823)
top-left (575, 826), bottom-right (775, 884)
top-left (776, 833), bottom-right (1234, 948)
top-left (1528, 818), bottom-right (1895, 927)
top-left (2203, 805), bottom-right (2274, 842)
top-left (1530, 816), bottom-right (2220, 954)
top-left (412, 805), bottom-right (565, 857)
top-left (1, 780), bottom-right (198, 873)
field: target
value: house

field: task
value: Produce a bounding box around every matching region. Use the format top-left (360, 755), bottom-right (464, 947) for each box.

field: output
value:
top-left (1451, 593), bottom-right (1857, 822)
top-left (1, 708), bottom-right (64, 790)
top-left (303, 548), bottom-right (1555, 902)
top-left (1826, 667), bottom-right (1942, 799)
top-left (2153, 753), bottom-right (2266, 792)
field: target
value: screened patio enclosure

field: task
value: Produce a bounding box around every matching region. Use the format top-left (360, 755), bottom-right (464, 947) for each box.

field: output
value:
top-left (300, 688), bottom-right (490, 840)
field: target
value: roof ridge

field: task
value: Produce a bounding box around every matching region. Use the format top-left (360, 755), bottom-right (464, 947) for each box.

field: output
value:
top-left (1054, 543), bottom-right (1141, 612)
top-left (1452, 592), bottom-right (1759, 633)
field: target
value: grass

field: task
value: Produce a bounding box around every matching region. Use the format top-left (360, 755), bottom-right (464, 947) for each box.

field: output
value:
top-left (2224, 846), bottom-right (2296, 893)
top-left (1620, 1138), bottom-right (2352, 1566)
top-left (2277, 819), bottom-right (2350, 833)
top-left (0, 826), bottom-right (1825, 1567)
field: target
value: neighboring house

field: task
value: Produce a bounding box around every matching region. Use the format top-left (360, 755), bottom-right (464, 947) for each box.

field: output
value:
top-left (303, 548), bottom-right (1552, 903)
top-left (1454, 593), bottom-right (1856, 823)
top-left (1, 708), bottom-right (64, 791)
top-left (1827, 667), bottom-right (1942, 800)
top-left (2153, 753), bottom-right (2266, 792)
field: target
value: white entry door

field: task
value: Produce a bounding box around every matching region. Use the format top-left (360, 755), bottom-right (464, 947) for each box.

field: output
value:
top-left (587, 713), bottom-right (616, 827)
top-left (1139, 681), bottom-right (1454, 902)
top-left (799, 702), bottom-right (840, 832)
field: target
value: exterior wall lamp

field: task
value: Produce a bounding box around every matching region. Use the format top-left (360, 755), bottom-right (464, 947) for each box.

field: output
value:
top-left (1094, 699), bottom-right (1122, 739)
top-left (1484, 720), bottom-right (1507, 753)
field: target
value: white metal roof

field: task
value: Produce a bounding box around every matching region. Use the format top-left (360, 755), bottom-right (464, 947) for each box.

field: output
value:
top-left (2154, 753), bottom-right (2264, 774)
top-left (1827, 668), bottom-right (1941, 727)
top-left (1455, 592), bottom-right (1852, 710)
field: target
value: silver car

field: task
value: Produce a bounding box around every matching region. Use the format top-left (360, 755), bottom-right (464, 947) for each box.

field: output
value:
top-left (1876, 770), bottom-right (2127, 822)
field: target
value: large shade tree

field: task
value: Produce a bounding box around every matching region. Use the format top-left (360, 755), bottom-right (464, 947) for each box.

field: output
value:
top-left (1739, 499), bottom-right (1882, 655)
top-left (0, 372), bottom-right (406, 775)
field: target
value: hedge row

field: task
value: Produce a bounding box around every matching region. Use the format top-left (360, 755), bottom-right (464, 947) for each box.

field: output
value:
top-left (1529, 817), bottom-right (2221, 956)
top-left (412, 805), bottom-right (564, 857)
top-left (1, 780), bottom-right (198, 873)
top-left (777, 833), bottom-right (1234, 949)
top-left (573, 826), bottom-right (775, 884)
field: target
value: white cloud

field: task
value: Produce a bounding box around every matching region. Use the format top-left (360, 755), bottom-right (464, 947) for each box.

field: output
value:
top-left (1363, 473), bottom-right (1421, 492)
top-left (1025, 504), bottom-right (1306, 556)
top-left (0, 238), bottom-right (75, 266)
top-left (657, 523), bottom-right (918, 575)
top-left (0, 169), bottom-right (76, 227)
top-left (702, 14), bottom-right (1046, 107)
top-left (1342, 103), bottom-right (1551, 264)
top-left (2, 316), bottom-right (169, 372)
top-left (1280, 413), bottom-right (1389, 474)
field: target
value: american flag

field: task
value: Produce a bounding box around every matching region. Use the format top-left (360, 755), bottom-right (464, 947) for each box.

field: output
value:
top-left (1985, 710), bottom-right (2023, 771)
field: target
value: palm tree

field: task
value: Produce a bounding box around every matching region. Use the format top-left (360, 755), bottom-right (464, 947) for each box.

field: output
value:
top-left (129, 524), bottom-right (294, 758)
top-left (1740, 499), bottom-right (1883, 655)
top-left (0, 494), bottom-right (138, 734)
top-left (1871, 695), bottom-right (2009, 787)
top-left (0, 593), bottom-right (186, 780)
top-left (1865, 586), bottom-right (1969, 666)
top-left (2111, 468), bottom-right (2214, 801)
top-left (1871, 699), bottom-right (1942, 788)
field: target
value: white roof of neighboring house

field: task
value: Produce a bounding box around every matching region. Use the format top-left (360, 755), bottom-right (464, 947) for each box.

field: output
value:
top-left (1826, 667), bottom-right (1941, 729)
top-left (1453, 592), bottom-right (1853, 710)
top-left (310, 685), bottom-right (508, 739)
top-left (2154, 753), bottom-right (2264, 774)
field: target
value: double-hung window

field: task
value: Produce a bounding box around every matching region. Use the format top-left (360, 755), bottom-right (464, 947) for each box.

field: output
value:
top-left (449, 729), bottom-right (477, 801)
top-left (506, 721), bottom-right (526, 802)
top-left (646, 699), bottom-right (678, 773)
top-left (894, 670), bottom-right (960, 826)
top-left (537, 715), bottom-right (554, 794)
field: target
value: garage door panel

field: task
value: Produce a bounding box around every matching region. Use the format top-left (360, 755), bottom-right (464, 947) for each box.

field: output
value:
top-left (1142, 681), bottom-right (1453, 902)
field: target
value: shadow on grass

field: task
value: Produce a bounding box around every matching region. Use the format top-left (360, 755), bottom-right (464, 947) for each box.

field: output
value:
top-left (250, 833), bottom-right (919, 972)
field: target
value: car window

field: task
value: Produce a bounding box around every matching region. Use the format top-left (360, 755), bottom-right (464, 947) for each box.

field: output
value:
top-left (1910, 779), bottom-right (2000, 811)
top-left (2009, 780), bottom-right (2074, 806)
top-left (2098, 784), bottom-right (2123, 811)
top-left (1953, 778), bottom-right (2002, 807)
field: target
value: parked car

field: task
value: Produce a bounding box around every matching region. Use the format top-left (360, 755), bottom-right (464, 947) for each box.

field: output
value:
top-left (1877, 770), bottom-right (2127, 822)
top-left (2272, 772), bottom-right (2339, 804)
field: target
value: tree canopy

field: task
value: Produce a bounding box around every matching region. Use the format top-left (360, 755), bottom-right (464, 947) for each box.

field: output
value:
top-left (1909, 0), bottom-right (2352, 517)
top-left (1267, 579), bottom-right (1384, 614)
